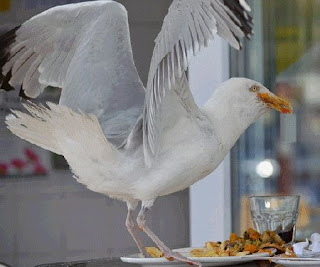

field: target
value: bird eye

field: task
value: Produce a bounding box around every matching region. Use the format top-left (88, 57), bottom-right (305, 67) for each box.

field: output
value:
top-left (250, 85), bottom-right (260, 92)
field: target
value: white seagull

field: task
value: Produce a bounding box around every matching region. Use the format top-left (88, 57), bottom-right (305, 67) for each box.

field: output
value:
top-left (0, 0), bottom-right (292, 265)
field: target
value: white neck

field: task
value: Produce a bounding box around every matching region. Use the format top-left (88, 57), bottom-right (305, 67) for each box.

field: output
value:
top-left (201, 89), bottom-right (268, 151)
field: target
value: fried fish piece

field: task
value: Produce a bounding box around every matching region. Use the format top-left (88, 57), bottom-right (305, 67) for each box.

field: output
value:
top-left (244, 228), bottom-right (261, 241)
top-left (273, 233), bottom-right (284, 244)
top-left (244, 243), bottom-right (259, 253)
top-left (261, 231), bottom-right (272, 243)
top-left (262, 230), bottom-right (284, 245)
top-left (230, 233), bottom-right (239, 243)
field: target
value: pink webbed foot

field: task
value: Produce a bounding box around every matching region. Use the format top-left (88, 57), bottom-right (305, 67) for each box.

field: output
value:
top-left (137, 203), bottom-right (202, 266)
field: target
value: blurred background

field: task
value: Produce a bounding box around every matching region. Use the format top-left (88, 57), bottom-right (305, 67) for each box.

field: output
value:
top-left (231, 0), bottom-right (320, 239)
top-left (0, 0), bottom-right (320, 266)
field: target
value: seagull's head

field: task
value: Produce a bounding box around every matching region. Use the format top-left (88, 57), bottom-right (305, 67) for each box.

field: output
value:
top-left (203, 77), bottom-right (292, 136)
top-left (236, 78), bottom-right (292, 113)
top-left (210, 78), bottom-right (293, 117)
top-left (203, 77), bottom-right (293, 148)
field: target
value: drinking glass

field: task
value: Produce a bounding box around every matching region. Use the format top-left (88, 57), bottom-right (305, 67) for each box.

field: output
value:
top-left (249, 195), bottom-right (300, 243)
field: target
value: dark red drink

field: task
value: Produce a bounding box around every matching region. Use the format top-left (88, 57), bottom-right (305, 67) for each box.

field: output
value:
top-left (278, 228), bottom-right (294, 243)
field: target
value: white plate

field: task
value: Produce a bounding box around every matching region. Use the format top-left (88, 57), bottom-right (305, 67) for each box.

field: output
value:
top-left (121, 247), bottom-right (275, 267)
top-left (271, 258), bottom-right (320, 266)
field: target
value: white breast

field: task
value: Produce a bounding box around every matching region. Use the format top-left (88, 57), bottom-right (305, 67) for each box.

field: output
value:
top-left (129, 114), bottom-right (224, 200)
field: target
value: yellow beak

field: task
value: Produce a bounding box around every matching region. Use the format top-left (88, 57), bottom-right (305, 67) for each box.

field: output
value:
top-left (258, 93), bottom-right (293, 114)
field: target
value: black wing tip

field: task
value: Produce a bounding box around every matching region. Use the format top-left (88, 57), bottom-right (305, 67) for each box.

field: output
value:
top-left (0, 26), bottom-right (21, 93)
top-left (223, 0), bottom-right (254, 39)
top-left (0, 69), bottom-right (14, 91)
top-left (0, 25), bottom-right (21, 52)
top-left (0, 26), bottom-right (32, 100)
top-left (19, 86), bottom-right (31, 100)
top-left (0, 25), bottom-right (21, 39)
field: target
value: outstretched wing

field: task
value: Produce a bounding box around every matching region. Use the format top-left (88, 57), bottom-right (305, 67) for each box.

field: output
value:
top-left (143, 0), bottom-right (253, 166)
top-left (0, 1), bottom-right (145, 146)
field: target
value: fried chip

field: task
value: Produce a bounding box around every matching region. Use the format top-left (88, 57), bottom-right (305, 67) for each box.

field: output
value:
top-left (145, 247), bottom-right (164, 258)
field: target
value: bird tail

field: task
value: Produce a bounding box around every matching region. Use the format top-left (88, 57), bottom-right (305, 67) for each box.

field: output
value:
top-left (5, 102), bottom-right (116, 161)
top-left (6, 102), bottom-right (62, 154)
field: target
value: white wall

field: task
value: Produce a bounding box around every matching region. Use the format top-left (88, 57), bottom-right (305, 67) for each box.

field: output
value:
top-left (189, 37), bottom-right (231, 246)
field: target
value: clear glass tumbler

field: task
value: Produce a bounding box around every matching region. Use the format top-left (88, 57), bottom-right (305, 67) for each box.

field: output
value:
top-left (249, 195), bottom-right (300, 243)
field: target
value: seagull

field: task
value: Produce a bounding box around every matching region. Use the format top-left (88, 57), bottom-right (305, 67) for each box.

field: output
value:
top-left (0, 0), bottom-right (293, 265)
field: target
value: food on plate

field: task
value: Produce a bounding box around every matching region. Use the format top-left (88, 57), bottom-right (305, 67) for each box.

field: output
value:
top-left (278, 247), bottom-right (296, 258)
top-left (145, 247), bottom-right (164, 258)
top-left (190, 228), bottom-right (289, 257)
top-left (144, 228), bottom-right (295, 258)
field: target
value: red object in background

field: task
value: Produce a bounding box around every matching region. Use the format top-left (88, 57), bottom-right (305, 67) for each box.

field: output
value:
top-left (24, 148), bottom-right (39, 162)
top-left (0, 163), bottom-right (8, 175)
top-left (1, 149), bottom-right (47, 176)
top-left (34, 164), bottom-right (47, 175)
top-left (10, 159), bottom-right (26, 170)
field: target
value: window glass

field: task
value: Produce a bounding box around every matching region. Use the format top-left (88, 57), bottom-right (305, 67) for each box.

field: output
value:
top-left (231, 0), bottom-right (320, 239)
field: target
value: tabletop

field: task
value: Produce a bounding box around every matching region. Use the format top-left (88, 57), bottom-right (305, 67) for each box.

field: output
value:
top-left (35, 258), bottom-right (280, 267)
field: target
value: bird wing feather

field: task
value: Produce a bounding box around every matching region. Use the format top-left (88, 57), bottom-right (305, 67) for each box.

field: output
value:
top-left (0, 1), bottom-right (145, 146)
top-left (143, 0), bottom-right (253, 166)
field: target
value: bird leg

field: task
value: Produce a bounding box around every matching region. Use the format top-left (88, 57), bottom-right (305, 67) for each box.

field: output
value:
top-left (137, 205), bottom-right (202, 267)
top-left (126, 201), bottom-right (149, 257)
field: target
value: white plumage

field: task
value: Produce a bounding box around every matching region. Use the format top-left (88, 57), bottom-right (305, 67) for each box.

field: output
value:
top-left (0, 1), bottom-right (292, 266)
